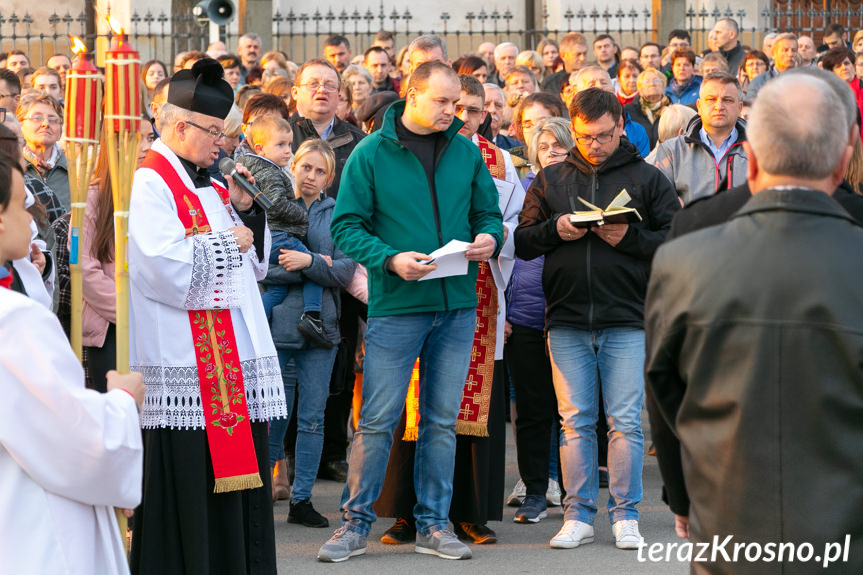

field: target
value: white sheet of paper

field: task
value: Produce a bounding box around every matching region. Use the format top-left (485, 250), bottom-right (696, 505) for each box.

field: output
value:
top-left (418, 239), bottom-right (471, 281)
top-left (494, 177), bottom-right (517, 215)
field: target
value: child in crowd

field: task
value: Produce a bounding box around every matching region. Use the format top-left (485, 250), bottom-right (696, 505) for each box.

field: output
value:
top-left (238, 115), bottom-right (331, 348)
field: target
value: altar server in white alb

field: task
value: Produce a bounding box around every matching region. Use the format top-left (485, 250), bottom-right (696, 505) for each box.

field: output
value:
top-left (127, 58), bottom-right (287, 574)
top-left (0, 149), bottom-right (146, 575)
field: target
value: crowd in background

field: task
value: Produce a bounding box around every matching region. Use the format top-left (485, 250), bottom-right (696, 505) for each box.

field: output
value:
top-left (3, 16), bottom-right (863, 567)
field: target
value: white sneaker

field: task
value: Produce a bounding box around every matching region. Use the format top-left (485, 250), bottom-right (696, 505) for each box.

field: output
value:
top-left (506, 478), bottom-right (526, 507)
top-left (549, 520), bottom-right (594, 549)
top-left (613, 519), bottom-right (643, 550)
top-left (546, 479), bottom-right (561, 507)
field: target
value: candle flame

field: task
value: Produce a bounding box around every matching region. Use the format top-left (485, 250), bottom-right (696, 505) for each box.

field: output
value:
top-left (106, 15), bottom-right (124, 36)
top-left (70, 36), bottom-right (87, 55)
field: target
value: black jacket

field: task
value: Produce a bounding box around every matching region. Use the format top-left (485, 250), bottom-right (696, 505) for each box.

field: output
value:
top-left (712, 42), bottom-right (746, 75)
top-left (515, 139), bottom-right (680, 330)
top-left (669, 180), bottom-right (863, 240)
top-left (646, 188), bottom-right (863, 574)
top-left (288, 113), bottom-right (365, 199)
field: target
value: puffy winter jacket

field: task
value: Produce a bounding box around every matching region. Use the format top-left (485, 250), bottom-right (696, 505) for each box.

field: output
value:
top-left (505, 256), bottom-right (545, 331)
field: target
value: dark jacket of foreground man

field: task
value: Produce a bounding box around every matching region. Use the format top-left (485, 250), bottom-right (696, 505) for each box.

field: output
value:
top-left (645, 187), bottom-right (863, 575)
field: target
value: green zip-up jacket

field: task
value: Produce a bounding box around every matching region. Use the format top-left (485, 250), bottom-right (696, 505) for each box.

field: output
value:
top-left (331, 100), bottom-right (504, 317)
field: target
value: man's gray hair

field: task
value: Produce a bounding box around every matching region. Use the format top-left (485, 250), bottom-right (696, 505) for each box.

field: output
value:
top-left (239, 33), bottom-right (262, 44)
top-left (483, 82), bottom-right (505, 102)
top-left (774, 32), bottom-right (797, 45)
top-left (748, 74), bottom-right (849, 179)
top-left (408, 35), bottom-right (447, 61)
top-left (573, 65), bottom-right (610, 86)
top-left (157, 102), bottom-right (193, 133)
top-left (494, 42), bottom-right (519, 59)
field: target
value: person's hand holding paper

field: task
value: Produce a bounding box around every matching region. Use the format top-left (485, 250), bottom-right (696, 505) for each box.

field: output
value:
top-left (418, 239), bottom-right (472, 281)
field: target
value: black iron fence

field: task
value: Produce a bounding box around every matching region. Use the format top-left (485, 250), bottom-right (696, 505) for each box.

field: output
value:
top-left (2, 4), bottom-right (863, 68)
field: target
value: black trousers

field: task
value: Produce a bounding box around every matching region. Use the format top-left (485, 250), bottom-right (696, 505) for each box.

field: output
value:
top-left (504, 323), bottom-right (557, 497)
top-left (84, 322), bottom-right (116, 393)
top-left (131, 422), bottom-right (276, 575)
top-left (320, 292), bottom-right (366, 464)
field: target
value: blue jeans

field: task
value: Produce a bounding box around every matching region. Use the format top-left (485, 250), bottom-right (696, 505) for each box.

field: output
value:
top-left (262, 231), bottom-right (322, 318)
top-left (267, 346), bottom-right (338, 502)
top-left (547, 327), bottom-right (645, 525)
top-left (268, 360), bottom-right (295, 465)
top-left (340, 308), bottom-right (476, 536)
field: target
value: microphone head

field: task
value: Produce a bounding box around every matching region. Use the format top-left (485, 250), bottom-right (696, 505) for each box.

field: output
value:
top-left (218, 157), bottom-right (236, 175)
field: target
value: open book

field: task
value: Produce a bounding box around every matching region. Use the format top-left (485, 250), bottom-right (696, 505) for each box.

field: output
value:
top-left (569, 189), bottom-right (642, 227)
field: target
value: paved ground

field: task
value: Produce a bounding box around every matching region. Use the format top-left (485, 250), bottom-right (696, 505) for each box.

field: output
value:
top-left (272, 414), bottom-right (690, 575)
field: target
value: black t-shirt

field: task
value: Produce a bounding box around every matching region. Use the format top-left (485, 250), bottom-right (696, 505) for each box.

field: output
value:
top-left (394, 113), bottom-right (446, 186)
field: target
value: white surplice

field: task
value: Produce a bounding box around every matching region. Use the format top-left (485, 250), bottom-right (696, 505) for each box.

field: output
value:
top-left (129, 139), bottom-right (286, 430)
top-left (472, 133), bottom-right (526, 360)
top-left (0, 287), bottom-right (142, 575)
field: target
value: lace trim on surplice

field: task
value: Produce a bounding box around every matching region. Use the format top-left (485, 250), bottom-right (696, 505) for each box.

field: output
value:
top-left (135, 355), bottom-right (287, 429)
top-left (184, 230), bottom-right (243, 310)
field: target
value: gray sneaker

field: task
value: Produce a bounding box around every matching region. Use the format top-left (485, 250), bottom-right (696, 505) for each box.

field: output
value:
top-left (416, 528), bottom-right (473, 560)
top-left (317, 526), bottom-right (367, 562)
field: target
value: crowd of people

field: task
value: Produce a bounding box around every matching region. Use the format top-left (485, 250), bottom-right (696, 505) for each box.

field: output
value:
top-left (2, 17), bottom-right (863, 575)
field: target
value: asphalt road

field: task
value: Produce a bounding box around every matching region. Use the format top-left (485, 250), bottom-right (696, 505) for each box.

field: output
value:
top-left (272, 415), bottom-right (690, 575)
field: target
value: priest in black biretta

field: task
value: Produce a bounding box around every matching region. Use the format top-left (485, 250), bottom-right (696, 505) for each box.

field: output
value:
top-left (128, 55), bottom-right (278, 575)
top-left (167, 58), bottom-right (235, 120)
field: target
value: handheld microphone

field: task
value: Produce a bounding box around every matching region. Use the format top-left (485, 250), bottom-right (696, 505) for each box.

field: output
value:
top-left (218, 157), bottom-right (274, 211)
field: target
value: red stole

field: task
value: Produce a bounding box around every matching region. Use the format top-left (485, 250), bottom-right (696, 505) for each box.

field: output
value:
top-left (139, 151), bottom-right (262, 493)
top-left (402, 135), bottom-right (505, 440)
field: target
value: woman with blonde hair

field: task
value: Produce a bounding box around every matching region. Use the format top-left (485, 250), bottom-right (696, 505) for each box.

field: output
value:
top-left (656, 104), bottom-right (697, 143)
top-left (261, 50), bottom-right (288, 70)
top-left (624, 67), bottom-right (670, 150)
top-left (263, 138), bottom-right (356, 527)
top-left (516, 50), bottom-right (545, 84)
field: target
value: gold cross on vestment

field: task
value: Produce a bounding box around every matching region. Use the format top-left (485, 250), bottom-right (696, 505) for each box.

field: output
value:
top-left (183, 195), bottom-right (211, 237)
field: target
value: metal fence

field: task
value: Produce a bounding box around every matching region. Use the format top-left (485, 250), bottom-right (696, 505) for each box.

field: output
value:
top-left (3, 4), bottom-right (863, 67)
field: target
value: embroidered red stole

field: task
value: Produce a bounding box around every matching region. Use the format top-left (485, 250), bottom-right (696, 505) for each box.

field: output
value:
top-left (402, 136), bottom-right (505, 440)
top-left (139, 151), bottom-right (262, 493)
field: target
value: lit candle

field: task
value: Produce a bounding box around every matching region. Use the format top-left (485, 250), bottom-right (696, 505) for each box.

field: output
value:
top-left (105, 16), bottom-right (140, 134)
top-left (64, 37), bottom-right (101, 145)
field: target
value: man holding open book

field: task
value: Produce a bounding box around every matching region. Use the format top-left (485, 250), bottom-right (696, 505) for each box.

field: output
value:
top-left (515, 87), bottom-right (679, 551)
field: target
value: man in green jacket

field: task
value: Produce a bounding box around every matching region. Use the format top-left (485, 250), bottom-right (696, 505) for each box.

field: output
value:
top-left (319, 61), bottom-right (503, 563)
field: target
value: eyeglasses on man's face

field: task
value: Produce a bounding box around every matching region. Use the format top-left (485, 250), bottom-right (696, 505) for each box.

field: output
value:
top-left (25, 114), bottom-right (62, 126)
top-left (573, 130), bottom-right (615, 146)
top-left (185, 120), bottom-right (228, 141)
top-left (455, 104), bottom-right (483, 117)
top-left (299, 81), bottom-right (339, 93)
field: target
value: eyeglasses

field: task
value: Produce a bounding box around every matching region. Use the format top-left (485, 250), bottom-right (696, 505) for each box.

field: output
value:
top-left (573, 130), bottom-right (615, 145)
top-left (0, 93), bottom-right (20, 101)
top-left (185, 120), bottom-right (227, 141)
top-left (299, 81), bottom-right (339, 93)
top-left (25, 114), bottom-right (62, 126)
top-left (455, 104), bottom-right (484, 117)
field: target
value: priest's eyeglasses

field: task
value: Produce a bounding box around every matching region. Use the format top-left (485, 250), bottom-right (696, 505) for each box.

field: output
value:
top-left (185, 120), bottom-right (227, 141)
